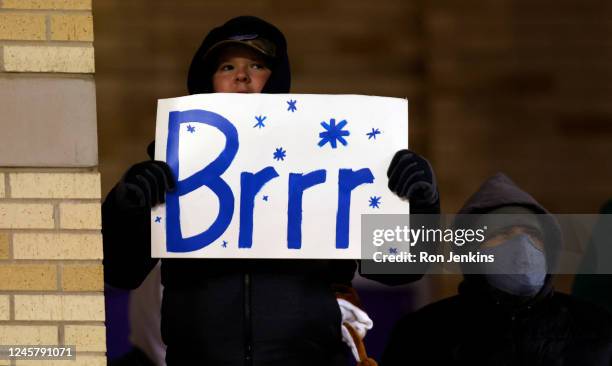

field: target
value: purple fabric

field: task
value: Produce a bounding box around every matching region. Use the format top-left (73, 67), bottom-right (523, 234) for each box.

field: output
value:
top-left (359, 286), bottom-right (418, 361)
top-left (105, 284), bottom-right (132, 360)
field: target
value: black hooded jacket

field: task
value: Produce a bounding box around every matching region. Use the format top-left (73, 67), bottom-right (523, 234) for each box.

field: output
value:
top-left (382, 173), bottom-right (612, 366)
top-left (187, 15), bottom-right (291, 95)
top-left (103, 16), bottom-right (411, 366)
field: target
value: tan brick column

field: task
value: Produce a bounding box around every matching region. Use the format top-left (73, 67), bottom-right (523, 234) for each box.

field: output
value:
top-left (0, 0), bottom-right (105, 365)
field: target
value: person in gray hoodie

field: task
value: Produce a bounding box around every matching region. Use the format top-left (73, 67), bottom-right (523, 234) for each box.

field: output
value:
top-left (382, 173), bottom-right (612, 366)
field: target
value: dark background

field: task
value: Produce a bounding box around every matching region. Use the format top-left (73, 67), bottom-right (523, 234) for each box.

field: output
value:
top-left (94, 0), bottom-right (612, 360)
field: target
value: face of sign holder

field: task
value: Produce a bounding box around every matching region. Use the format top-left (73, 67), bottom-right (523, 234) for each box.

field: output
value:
top-left (152, 93), bottom-right (409, 260)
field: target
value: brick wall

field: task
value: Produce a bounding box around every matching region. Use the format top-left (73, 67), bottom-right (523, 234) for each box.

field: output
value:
top-left (0, 0), bottom-right (105, 365)
top-left (426, 1), bottom-right (612, 214)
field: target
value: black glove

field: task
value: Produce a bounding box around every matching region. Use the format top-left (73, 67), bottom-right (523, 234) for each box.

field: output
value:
top-left (387, 150), bottom-right (439, 212)
top-left (116, 160), bottom-right (176, 208)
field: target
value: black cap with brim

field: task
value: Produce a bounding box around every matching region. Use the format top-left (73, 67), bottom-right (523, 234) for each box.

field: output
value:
top-left (203, 35), bottom-right (277, 62)
top-left (187, 16), bottom-right (290, 94)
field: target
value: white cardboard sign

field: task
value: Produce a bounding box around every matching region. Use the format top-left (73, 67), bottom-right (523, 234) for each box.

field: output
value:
top-left (152, 94), bottom-right (409, 259)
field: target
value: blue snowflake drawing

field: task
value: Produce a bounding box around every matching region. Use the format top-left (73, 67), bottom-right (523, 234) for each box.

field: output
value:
top-left (273, 147), bottom-right (286, 161)
top-left (186, 125), bottom-right (196, 133)
top-left (287, 99), bottom-right (297, 112)
top-left (222, 240), bottom-right (228, 248)
top-left (366, 128), bottom-right (381, 140)
top-left (253, 115), bottom-right (267, 128)
top-left (263, 195), bottom-right (269, 201)
top-left (318, 118), bottom-right (350, 149)
top-left (389, 247), bottom-right (398, 254)
top-left (154, 216), bottom-right (162, 223)
top-left (369, 196), bottom-right (382, 208)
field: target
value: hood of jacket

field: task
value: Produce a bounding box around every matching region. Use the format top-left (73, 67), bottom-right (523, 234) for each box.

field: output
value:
top-left (187, 16), bottom-right (291, 94)
top-left (456, 173), bottom-right (562, 305)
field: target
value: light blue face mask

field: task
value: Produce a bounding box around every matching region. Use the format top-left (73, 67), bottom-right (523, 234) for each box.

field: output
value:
top-left (480, 233), bottom-right (547, 296)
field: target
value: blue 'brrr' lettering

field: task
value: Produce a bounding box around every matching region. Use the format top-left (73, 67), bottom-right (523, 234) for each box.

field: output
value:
top-left (165, 110), bottom-right (238, 252)
top-left (287, 170), bottom-right (327, 249)
top-left (238, 167), bottom-right (279, 248)
top-left (336, 168), bottom-right (374, 249)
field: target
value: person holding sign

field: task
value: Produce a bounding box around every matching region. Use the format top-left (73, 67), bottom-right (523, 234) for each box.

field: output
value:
top-left (103, 16), bottom-right (439, 365)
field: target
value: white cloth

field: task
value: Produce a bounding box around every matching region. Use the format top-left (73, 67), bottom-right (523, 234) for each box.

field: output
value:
top-left (337, 298), bottom-right (373, 361)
